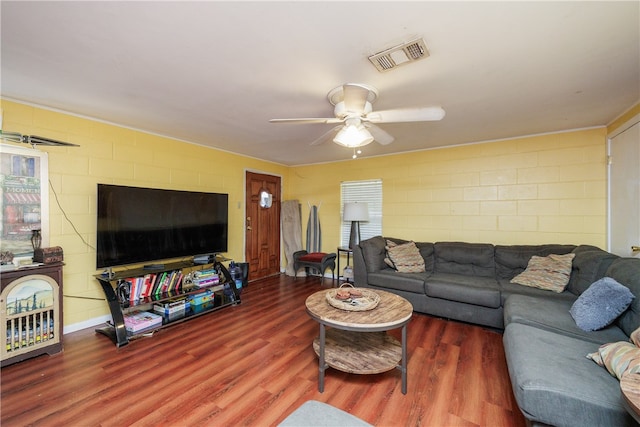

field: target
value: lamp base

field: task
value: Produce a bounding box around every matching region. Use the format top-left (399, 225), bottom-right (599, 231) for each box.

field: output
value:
top-left (348, 221), bottom-right (361, 249)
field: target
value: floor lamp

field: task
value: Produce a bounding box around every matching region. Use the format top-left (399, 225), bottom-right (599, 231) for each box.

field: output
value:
top-left (343, 202), bottom-right (369, 249)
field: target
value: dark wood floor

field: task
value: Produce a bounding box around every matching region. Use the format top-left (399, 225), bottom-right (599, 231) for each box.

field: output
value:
top-left (1, 274), bottom-right (526, 426)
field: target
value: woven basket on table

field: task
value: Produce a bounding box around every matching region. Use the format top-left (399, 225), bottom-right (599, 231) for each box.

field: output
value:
top-left (325, 283), bottom-right (380, 312)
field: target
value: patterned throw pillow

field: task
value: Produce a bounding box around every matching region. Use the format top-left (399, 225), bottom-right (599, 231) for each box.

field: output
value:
top-left (510, 253), bottom-right (575, 292)
top-left (385, 240), bottom-right (425, 273)
top-left (587, 341), bottom-right (640, 380)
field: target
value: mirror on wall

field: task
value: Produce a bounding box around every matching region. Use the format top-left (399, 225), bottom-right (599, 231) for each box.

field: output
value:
top-left (259, 190), bottom-right (273, 208)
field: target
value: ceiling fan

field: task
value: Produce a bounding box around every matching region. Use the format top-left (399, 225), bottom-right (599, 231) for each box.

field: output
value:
top-left (269, 83), bottom-right (445, 148)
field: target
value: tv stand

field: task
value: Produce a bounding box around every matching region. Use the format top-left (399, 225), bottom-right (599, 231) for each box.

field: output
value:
top-left (95, 259), bottom-right (240, 347)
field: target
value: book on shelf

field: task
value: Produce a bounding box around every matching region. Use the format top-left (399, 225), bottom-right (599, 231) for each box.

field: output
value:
top-left (152, 272), bottom-right (167, 297)
top-left (123, 310), bottom-right (162, 334)
top-left (141, 273), bottom-right (155, 298)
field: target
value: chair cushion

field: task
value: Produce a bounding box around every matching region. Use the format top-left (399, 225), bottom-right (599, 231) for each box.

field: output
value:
top-left (299, 252), bottom-right (327, 262)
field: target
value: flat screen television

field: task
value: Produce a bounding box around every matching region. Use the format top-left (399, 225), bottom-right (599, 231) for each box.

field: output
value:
top-left (96, 184), bottom-right (228, 269)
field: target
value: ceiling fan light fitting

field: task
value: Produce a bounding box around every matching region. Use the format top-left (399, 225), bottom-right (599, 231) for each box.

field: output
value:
top-left (333, 124), bottom-right (374, 148)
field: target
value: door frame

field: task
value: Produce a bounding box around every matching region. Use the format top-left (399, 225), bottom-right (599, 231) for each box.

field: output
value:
top-left (606, 113), bottom-right (640, 253)
top-left (243, 168), bottom-right (284, 271)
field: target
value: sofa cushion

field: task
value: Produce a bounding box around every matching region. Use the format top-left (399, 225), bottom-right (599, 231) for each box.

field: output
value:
top-left (503, 323), bottom-right (634, 427)
top-left (567, 245), bottom-right (619, 295)
top-left (495, 244), bottom-right (576, 280)
top-left (359, 236), bottom-right (387, 273)
top-left (570, 277), bottom-right (634, 331)
top-left (608, 258), bottom-right (640, 337)
top-left (499, 279), bottom-right (576, 305)
top-left (587, 341), bottom-right (640, 380)
top-left (425, 273), bottom-right (500, 308)
top-left (367, 270), bottom-right (427, 294)
top-left (385, 240), bottom-right (425, 273)
top-left (433, 242), bottom-right (495, 278)
top-left (415, 241), bottom-right (435, 272)
top-left (510, 253), bottom-right (575, 293)
top-left (504, 294), bottom-right (629, 344)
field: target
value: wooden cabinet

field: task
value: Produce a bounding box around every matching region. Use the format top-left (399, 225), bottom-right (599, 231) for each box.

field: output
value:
top-left (95, 260), bottom-right (240, 347)
top-left (1, 263), bottom-right (63, 366)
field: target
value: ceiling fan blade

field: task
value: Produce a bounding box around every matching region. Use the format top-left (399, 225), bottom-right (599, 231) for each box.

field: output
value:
top-left (367, 107), bottom-right (446, 123)
top-left (342, 84), bottom-right (370, 113)
top-left (310, 126), bottom-right (341, 146)
top-left (366, 124), bottom-right (395, 145)
top-left (269, 117), bottom-right (343, 124)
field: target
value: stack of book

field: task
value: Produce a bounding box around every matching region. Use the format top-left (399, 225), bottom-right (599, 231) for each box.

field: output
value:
top-left (191, 269), bottom-right (219, 288)
top-left (123, 310), bottom-right (162, 334)
top-left (153, 298), bottom-right (187, 322)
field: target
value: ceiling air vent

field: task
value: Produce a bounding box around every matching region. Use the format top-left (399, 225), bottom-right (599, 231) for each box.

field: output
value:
top-left (368, 38), bottom-right (430, 72)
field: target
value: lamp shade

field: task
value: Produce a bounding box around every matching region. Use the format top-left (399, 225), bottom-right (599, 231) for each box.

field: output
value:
top-left (343, 202), bottom-right (369, 222)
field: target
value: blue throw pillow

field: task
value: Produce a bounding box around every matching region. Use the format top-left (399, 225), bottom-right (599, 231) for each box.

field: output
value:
top-left (570, 277), bottom-right (634, 331)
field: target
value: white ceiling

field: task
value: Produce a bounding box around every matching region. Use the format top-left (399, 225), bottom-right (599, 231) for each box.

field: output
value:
top-left (1, 1), bottom-right (638, 166)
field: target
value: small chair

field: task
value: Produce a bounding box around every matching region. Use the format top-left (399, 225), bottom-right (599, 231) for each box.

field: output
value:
top-left (293, 250), bottom-right (336, 281)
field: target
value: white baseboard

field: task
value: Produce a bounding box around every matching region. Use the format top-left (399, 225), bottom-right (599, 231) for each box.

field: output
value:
top-left (63, 314), bottom-right (112, 335)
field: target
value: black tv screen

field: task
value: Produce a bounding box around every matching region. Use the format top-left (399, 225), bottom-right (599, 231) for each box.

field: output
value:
top-left (96, 184), bottom-right (228, 269)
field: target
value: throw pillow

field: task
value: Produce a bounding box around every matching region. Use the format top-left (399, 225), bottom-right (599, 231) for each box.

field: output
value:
top-left (510, 253), bottom-right (575, 292)
top-left (586, 341), bottom-right (640, 380)
top-left (385, 240), bottom-right (425, 273)
top-left (569, 277), bottom-right (634, 331)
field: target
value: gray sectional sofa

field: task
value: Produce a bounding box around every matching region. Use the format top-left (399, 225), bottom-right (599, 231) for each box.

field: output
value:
top-left (353, 236), bottom-right (640, 426)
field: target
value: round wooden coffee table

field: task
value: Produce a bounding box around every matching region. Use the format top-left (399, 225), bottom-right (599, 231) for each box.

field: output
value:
top-left (621, 373), bottom-right (640, 423)
top-left (305, 288), bottom-right (413, 394)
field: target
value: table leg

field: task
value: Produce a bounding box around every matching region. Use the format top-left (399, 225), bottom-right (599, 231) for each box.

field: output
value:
top-left (319, 323), bottom-right (326, 392)
top-left (401, 323), bottom-right (407, 394)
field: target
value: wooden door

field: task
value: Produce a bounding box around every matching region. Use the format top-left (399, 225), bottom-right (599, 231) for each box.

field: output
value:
top-left (245, 172), bottom-right (281, 280)
top-left (609, 117), bottom-right (640, 258)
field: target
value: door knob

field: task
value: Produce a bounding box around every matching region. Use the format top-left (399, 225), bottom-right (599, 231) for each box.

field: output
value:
top-left (632, 246), bottom-right (640, 252)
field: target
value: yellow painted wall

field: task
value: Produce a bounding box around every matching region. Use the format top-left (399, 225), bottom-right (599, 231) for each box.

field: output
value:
top-left (0, 99), bottom-right (613, 329)
top-left (289, 128), bottom-right (608, 250)
top-left (1, 100), bottom-right (289, 327)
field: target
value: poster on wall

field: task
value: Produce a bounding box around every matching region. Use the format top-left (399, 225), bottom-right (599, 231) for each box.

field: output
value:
top-left (0, 145), bottom-right (49, 257)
